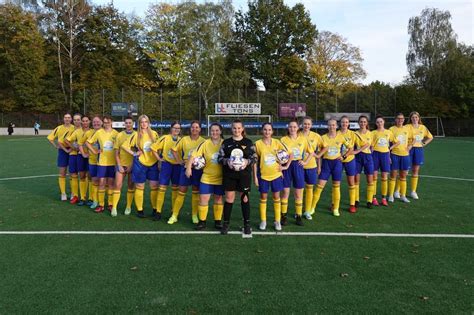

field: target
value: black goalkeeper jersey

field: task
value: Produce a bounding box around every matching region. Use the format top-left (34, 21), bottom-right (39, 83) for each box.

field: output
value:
top-left (218, 137), bottom-right (257, 178)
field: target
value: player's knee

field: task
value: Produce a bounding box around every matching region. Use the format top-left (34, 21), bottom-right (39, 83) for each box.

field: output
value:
top-left (241, 192), bottom-right (249, 204)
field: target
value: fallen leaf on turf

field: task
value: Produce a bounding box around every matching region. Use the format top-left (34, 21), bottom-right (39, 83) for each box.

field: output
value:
top-left (340, 273), bottom-right (349, 277)
top-left (363, 256), bottom-right (370, 260)
top-left (412, 244), bottom-right (419, 247)
top-left (419, 296), bottom-right (429, 301)
top-left (130, 266), bottom-right (138, 271)
top-left (243, 290), bottom-right (251, 294)
top-left (412, 250), bottom-right (419, 253)
top-left (256, 249), bottom-right (263, 254)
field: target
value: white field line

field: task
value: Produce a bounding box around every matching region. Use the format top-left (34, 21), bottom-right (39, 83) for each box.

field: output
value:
top-left (6, 137), bottom-right (46, 142)
top-left (0, 174), bottom-right (57, 181)
top-left (418, 175), bottom-right (474, 182)
top-left (0, 231), bottom-right (472, 238)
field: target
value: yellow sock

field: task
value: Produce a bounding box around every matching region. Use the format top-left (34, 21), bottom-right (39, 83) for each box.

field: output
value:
top-left (295, 199), bottom-right (303, 216)
top-left (192, 191), bottom-right (199, 217)
top-left (107, 188), bottom-right (113, 207)
top-left (156, 187), bottom-right (166, 213)
top-left (87, 178), bottom-right (92, 200)
top-left (213, 203), bottom-right (223, 221)
top-left (70, 176), bottom-right (79, 197)
top-left (348, 185), bottom-right (356, 206)
top-left (92, 183), bottom-right (99, 202)
top-left (150, 187), bottom-right (158, 210)
top-left (400, 178), bottom-right (407, 197)
top-left (373, 178), bottom-right (378, 198)
top-left (112, 190), bottom-right (121, 210)
top-left (79, 178), bottom-right (87, 201)
top-left (259, 198), bottom-right (267, 221)
top-left (355, 184), bottom-right (360, 202)
top-left (304, 184), bottom-right (314, 212)
top-left (172, 191), bottom-right (186, 217)
top-left (381, 178), bottom-right (388, 197)
top-left (411, 175), bottom-right (419, 193)
top-left (198, 204), bottom-right (208, 221)
top-left (98, 189), bottom-right (105, 207)
top-left (58, 176), bottom-right (66, 194)
top-left (395, 178), bottom-right (400, 193)
top-left (273, 198), bottom-right (281, 222)
top-left (388, 178), bottom-right (396, 196)
top-left (332, 184), bottom-right (341, 211)
top-left (367, 182), bottom-right (374, 203)
top-left (281, 198), bottom-right (288, 214)
top-left (311, 184), bottom-right (324, 210)
top-left (126, 189), bottom-right (135, 209)
top-left (171, 186), bottom-right (178, 208)
top-left (134, 187), bottom-right (144, 211)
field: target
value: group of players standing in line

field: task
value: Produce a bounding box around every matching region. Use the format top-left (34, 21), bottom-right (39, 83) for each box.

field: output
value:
top-left (47, 111), bottom-right (433, 235)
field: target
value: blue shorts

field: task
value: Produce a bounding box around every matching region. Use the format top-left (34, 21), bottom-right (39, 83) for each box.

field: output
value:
top-left (258, 176), bottom-right (284, 193)
top-left (390, 154), bottom-right (410, 171)
top-left (356, 153), bottom-right (374, 175)
top-left (57, 149), bottom-right (69, 168)
top-left (97, 165), bottom-right (115, 178)
top-left (77, 154), bottom-right (89, 172)
top-left (89, 164), bottom-right (98, 178)
top-left (319, 159), bottom-right (343, 181)
top-left (199, 183), bottom-right (224, 196)
top-left (283, 161), bottom-right (305, 189)
top-left (132, 158), bottom-right (159, 184)
top-left (304, 168), bottom-right (318, 185)
top-left (178, 166), bottom-right (203, 187)
top-left (68, 155), bottom-right (78, 174)
top-left (410, 147), bottom-right (424, 166)
top-left (372, 151), bottom-right (391, 173)
top-left (159, 161), bottom-right (181, 186)
top-left (343, 159), bottom-right (357, 177)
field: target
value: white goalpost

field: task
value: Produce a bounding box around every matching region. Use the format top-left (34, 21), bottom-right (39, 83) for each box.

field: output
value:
top-left (206, 114), bottom-right (272, 136)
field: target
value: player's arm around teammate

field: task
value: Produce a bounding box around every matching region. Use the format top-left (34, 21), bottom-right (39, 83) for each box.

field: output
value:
top-left (64, 113), bottom-right (83, 204)
top-left (168, 121), bottom-right (206, 225)
top-left (407, 111), bottom-right (433, 199)
top-left (354, 115), bottom-right (375, 209)
top-left (47, 113), bottom-right (74, 201)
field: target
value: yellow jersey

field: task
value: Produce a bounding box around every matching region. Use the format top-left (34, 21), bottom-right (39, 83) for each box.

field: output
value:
top-left (123, 131), bottom-right (158, 167)
top-left (65, 128), bottom-right (85, 156)
top-left (337, 130), bottom-right (363, 163)
top-left (78, 129), bottom-right (98, 165)
top-left (172, 136), bottom-right (206, 162)
top-left (114, 130), bottom-right (137, 167)
top-left (321, 133), bottom-right (352, 160)
top-left (151, 134), bottom-right (181, 164)
top-left (47, 124), bottom-right (75, 146)
top-left (87, 129), bottom-right (118, 166)
top-left (371, 129), bottom-right (396, 153)
top-left (355, 130), bottom-right (373, 154)
top-left (193, 138), bottom-right (223, 185)
top-left (406, 124), bottom-right (433, 148)
top-left (280, 135), bottom-right (313, 161)
top-left (300, 131), bottom-right (323, 169)
top-left (255, 139), bottom-right (288, 181)
top-left (389, 126), bottom-right (413, 156)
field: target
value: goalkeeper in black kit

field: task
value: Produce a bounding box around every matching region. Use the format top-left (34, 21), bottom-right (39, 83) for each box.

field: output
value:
top-left (217, 120), bottom-right (257, 236)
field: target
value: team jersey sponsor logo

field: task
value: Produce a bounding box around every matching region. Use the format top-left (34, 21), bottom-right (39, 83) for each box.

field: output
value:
top-left (167, 149), bottom-right (175, 159)
top-left (211, 152), bottom-right (219, 164)
top-left (415, 134), bottom-right (423, 142)
top-left (292, 147), bottom-right (301, 159)
top-left (103, 140), bottom-right (114, 151)
top-left (263, 153), bottom-right (277, 166)
top-left (377, 137), bottom-right (388, 147)
top-left (397, 134), bottom-right (406, 144)
top-left (143, 141), bottom-right (152, 153)
top-left (328, 146), bottom-right (339, 157)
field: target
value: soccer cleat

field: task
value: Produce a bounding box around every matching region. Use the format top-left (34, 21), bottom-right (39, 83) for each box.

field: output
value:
top-left (61, 193), bottom-right (68, 201)
top-left (242, 224), bottom-right (252, 238)
top-left (295, 215), bottom-right (304, 226)
top-left (221, 222), bottom-right (229, 235)
top-left (303, 211), bottom-right (313, 220)
top-left (400, 196), bottom-right (411, 203)
top-left (333, 209), bottom-right (340, 217)
top-left (94, 206), bottom-right (104, 213)
top-left (89, 201), bottom-right (98, 209)
top-left (167, 215), bottom-right (178, 225)
top-left (111, 208), bottom-right (117, 217)
top-left (192, 214), bottom-right (199, 224)
top-left (77, 200), bottom-right (86, 206)
top-left (274, 221), bottom-right (282, 231)
top-left (381, 198), bottom-right (388, 206)
top-left (86, 200), bottom-right (93, 206)
top-left (153, 211), bottom-right (162, 221)
top-left (410, 191), bottom-right (419, 200)
top-left (281, 213), bottom-right (288, 226)
top-left (107, 205), bottom-right (113, 212)
top-left (196, 220), bottom-right (206, 230)
top-left (366, 202), bottom-right (373, 209)
top-left (394, 191), bottom-right (400, 199)
top-left (388, 196), bottom-right (395, 202)
top-left (372, 198), bottom-right (379, 206)
top-left (308, 208), bottom-right (315, 216)
top-left (214, 220), bottom-right (223, 230)
top-left (259, 221), bottom-right (267, 231)
top-left (136, 210), bottom-right (145, 218)
top-left (349, 205), bottom-right (357, 213)
top-left (70, 196), bottom-right (79, 204)
top-left (355, 201), bottom-right (360, 208)
top-left (124, 208), bottom-right (131, 215)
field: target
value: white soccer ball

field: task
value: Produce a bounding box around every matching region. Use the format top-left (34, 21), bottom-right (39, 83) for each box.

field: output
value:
top-left (276, 149), bottom-right (290, 164)
top-left (230, 148), bottom-right (245, 171)
top-left (192, 156), bottom-right (206, 170)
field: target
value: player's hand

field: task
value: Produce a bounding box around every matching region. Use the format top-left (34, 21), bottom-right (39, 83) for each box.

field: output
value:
top-left (241, 158), bottom-right (249, 169)
top-left (298, 160), bottom-right (306, 166)
top-left (118, 166), bottom-right (125, 174)
top-left (254, 176), bottom-right (259, 187)
top-left (227, 159), bottom-right (233, 168)
top-left (185, 168), bottom-right (192, 178)
top-left (317, 167), bottom-right (321, 175)
top-left (83, 153), bottom-right (89, 158)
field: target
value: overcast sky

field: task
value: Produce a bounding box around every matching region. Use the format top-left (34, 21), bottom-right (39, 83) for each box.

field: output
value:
top-left (94, 0), bottom-right (473, 85)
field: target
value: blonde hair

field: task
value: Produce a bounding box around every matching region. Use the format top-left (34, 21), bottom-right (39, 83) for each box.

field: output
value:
top-left (137, 115), bottom-right (155, 148)
top-left (409, 111), bottom-right (422, 125)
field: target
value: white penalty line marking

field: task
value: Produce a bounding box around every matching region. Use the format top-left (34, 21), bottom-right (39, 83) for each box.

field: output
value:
top-left (418, 175), bottom-right (474, 182)
top-left (0, 174), bottom-right (57, 181)
top-left (0, 231), bottom-right (472, 238)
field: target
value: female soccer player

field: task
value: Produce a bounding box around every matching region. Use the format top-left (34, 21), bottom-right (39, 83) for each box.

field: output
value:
top-left (406, 111), bottom-right (433, 199)
top-left (187, 123), bottom-right (224, 230)
top-left (354, 115), bottom-right (375, 209)
top-left (63, 113), bottom-right (83, 204)
top-left (86, 116), bottom-right (118, 214)
top-left (112, 116), bottom-right (137, 215)
top-left (300, 117), bottom-right (323, 220)
top-left (151, 121), bottom-right (182, 220)
top-left (217, 120), bottom-right (257, 236)
top-left (388, 113), bottom-right (413, 203)
top-left (122, 115), bottom-right (159, 218)
top-left (47, 113), bottom-right (74, 201)
top-left (371, 115), bottom-right (398, 206)
top-left (168, 121), bottom-right (205, 224)
top-left (280, 119), bottom-right (314, 225)
top-left (253, 123), bottom-right (289, 231)
top-left (311, 118), bottom-right (352, 217)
